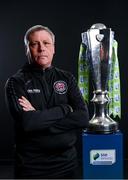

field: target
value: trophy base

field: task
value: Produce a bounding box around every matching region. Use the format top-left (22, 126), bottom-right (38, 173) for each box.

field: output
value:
top-left (86, 90), bottom-right (119, 134)
top-left (86, 126), bottom-right (119, 134)
top-left (86, 117), bottom-right (119, 134)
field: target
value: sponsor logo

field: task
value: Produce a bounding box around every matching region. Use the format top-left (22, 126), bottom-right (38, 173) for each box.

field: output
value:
top-left (53, 81), bottom-right (68, 94)
top-left (27, 89), bottom-right (40, 93)
top-left (90, 149), bottom-right (116, 165)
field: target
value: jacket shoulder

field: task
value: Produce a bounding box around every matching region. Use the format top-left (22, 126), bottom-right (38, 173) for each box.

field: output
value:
top-left (5, 67), bottom-right (28, 88)
top-left (54, 67), bottom-right (73, 77)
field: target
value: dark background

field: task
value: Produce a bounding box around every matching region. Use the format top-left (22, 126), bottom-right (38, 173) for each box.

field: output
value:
top-left (0, 0), bottom-right (128, 167)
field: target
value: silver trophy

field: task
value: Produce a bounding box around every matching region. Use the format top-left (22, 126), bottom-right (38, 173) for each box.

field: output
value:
top-left (82, 23), bottom-right (118, 133)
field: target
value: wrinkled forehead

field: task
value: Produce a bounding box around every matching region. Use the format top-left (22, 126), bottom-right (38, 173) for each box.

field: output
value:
top-left (28, 30), bottom-right (54, 43)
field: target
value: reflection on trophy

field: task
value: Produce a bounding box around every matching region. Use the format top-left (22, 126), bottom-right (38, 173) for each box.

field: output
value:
top-left (82, 23), bottom-right (118, 134)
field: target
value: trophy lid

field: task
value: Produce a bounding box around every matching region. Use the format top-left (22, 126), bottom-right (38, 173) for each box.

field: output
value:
top-left (90, 23), bottom-right (106, 29)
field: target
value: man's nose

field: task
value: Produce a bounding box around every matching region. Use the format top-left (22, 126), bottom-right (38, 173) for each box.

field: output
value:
top-left (38, 42), bottom-right (45, 51)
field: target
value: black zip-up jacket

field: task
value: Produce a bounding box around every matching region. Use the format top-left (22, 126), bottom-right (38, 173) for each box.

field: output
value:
top-left (5, 63), bottom-right (89, 178)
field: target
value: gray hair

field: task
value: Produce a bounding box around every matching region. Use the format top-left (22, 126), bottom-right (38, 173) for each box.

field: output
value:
top-left (24, 25), bottom-right (55, 46)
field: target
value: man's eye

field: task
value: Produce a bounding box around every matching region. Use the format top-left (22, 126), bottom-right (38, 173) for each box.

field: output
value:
top-left (30, 42), bottom-right (38, 47)
top-left (44, 41), bottom-right (51, 46)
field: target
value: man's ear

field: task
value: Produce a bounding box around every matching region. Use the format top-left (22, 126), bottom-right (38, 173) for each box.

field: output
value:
top-left (25, 45), bottom-right (32, 64)
top-left (53, 45), bottom-right (55, 55)
top-left (25, 45), bottom-right (29, 56)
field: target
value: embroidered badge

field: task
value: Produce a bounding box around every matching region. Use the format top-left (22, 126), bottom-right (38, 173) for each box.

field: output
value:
top-left (53, 81), bottom-right (68, 94)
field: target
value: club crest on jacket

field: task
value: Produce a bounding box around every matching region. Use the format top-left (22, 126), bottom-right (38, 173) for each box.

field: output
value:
top-left (53, 81), bottom-right (68, 94)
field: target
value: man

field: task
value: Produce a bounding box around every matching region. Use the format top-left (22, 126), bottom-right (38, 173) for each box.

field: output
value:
top-left (5, 25), bottom-right (89, 179)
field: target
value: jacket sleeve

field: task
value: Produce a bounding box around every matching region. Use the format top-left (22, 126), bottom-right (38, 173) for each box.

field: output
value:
top-left (5, 77), bottom-right (71, 132)
top-left (49, 74), bottom-right (89, 133)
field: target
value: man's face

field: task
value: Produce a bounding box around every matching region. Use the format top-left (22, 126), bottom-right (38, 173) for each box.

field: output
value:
top-left (27, 30), bottom-right (55, 69)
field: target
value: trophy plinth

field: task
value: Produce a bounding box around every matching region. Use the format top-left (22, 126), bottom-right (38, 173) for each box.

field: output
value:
top-left (82, 23), bottom-right (119, 134)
